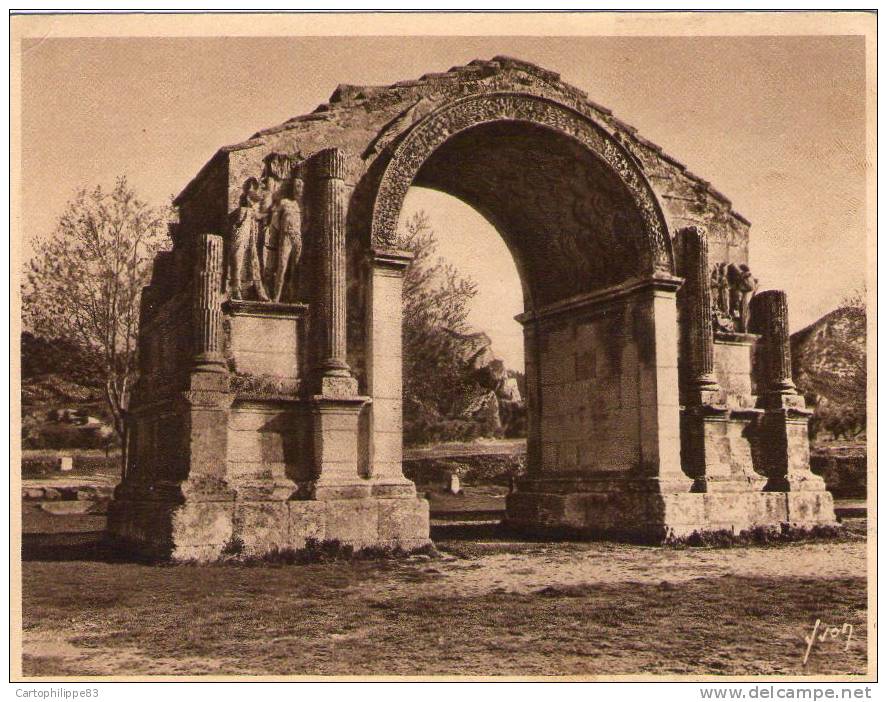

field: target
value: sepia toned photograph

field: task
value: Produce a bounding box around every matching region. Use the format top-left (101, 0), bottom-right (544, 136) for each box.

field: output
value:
top-left (10, 10), bottom-right (876, 682)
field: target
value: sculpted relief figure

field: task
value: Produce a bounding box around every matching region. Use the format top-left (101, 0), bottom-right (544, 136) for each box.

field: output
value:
top-left (716, 262), bottom-right (730, 314)
top-left (710, 261), bottom-right (757, 333)
top-left (227, 153), bottom-right (306, 303)
top-left (266, 177), bottom-right (306, 302)
top-left (727, 263), bottom-right (757, 332)
top-left (710, 263), bottom-right (734, 333)
top-left (255, 174), bottom-right (281, 273)
top-left (228, 178), bottom-right (270, 301)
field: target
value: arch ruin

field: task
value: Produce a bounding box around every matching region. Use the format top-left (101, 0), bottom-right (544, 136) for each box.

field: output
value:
top-left (108, 57), bottom-right (836, 559)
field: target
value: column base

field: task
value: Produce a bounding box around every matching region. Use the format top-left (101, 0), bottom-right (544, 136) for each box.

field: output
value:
top-left (368, 476), bottom-right (418, 498)
top-left (315, 373), bottom-right (359, 398)
top-left (310, 392), bottom-right (369, 495)
top-left (505, 477), bottom-right (837, 543)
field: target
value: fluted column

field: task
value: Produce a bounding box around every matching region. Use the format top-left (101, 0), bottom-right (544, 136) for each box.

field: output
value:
top-left (750, 289), bottom-right (797, 397)
top-left (315, 148), bottom-right (351, 380)
top-left (749, 290), bottom-right (826, 498)
top-left (677, 225), bottom-right (720, 404)
top-left (192, 233), bottom-right (225, 372)
top-left (310, 148), bottom-right (364, 494)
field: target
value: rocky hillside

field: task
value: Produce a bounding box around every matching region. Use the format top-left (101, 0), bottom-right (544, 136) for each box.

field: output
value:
top-left (790, 305), bottom-right (866, 440)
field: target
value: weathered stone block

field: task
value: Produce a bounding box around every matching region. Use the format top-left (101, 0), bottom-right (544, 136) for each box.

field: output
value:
top-left (233, 501), bottom-right (290, 555)
top-left (377, 497), bottom-right (430, 548)
top-left (314, 429), bottom-right (360, 463)
top-left (228, 313), bottom-right (303, 379)
top-left (287, 501), bottom-right (327, 548)
top-left (371, 430), bottom-right (403, 464)
top-left (786, 491), bottom-right (837, 526)
top-left (371, 398), bottom-right (403, 432)
top-left (170, 501), bottom-right (235, 549)
top-left (507, 482), bottom-right (837, 541)
top-left (322, 498), bottom-right (380, 548)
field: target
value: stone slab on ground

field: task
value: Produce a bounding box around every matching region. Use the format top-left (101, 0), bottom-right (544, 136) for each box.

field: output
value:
top-left (39, 500), bottom-right (106, 516)
top-left (22, 480), bottom-right (114, 501)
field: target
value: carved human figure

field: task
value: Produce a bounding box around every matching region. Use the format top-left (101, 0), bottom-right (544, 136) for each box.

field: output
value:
top-left (726, 262), bottom-right (757, 332)
top-left (228, 178), bottom-right (270, 301)
top-left (709, 265), bottom-right (722, 314)
top-left (709, 263), bottom-right (734, 333)
top-left (736, 264), bottom-right (758, 332)
top-left (267, 178), bottom-right (306, 302)
top-left (256, 175), bottom-right (281, 270)
top-left (717, 262), bottom-right (730, 314)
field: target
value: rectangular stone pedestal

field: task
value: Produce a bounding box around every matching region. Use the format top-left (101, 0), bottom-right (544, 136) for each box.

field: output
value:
top-left (107, 494), bottom-right (430, 561)
top-left (506, 479), bottom-right (837, 543)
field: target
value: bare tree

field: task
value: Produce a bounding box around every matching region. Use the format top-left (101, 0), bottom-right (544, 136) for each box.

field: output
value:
top-left (22, 177), bottom-right (169, 436)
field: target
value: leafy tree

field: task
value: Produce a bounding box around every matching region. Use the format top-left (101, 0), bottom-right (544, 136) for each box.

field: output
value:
top-left (22, 177), bottom-right (169, 436)
top-left (21, 331), bottom-right (103, 388)
top-left (397, 211), bottom-right (481, 444)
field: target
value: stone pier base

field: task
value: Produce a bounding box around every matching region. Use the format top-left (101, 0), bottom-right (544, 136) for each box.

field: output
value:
top-left (506, 482), bottom-right (837, 543)
top-left (107, 495), bottom-right (430, 562)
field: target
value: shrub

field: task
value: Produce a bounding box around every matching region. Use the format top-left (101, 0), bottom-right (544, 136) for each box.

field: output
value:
top-left (24, 423), bottom-right (111, 451)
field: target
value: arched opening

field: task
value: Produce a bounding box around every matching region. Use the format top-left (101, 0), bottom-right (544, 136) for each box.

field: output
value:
top-left (396, 187), bottom-right (527, 513)
top-left (411, 121), bottom-right (651, 308)
top-left (364, 109), bottom-right (686, 533)
top-left (399, 187), bottom-right (524, 374)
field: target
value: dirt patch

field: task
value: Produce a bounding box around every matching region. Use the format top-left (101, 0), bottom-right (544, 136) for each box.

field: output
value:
top-left (20, 532), bottom-right (868, 677)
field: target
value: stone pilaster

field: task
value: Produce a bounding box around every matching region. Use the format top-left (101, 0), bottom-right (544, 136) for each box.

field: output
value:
top-left (676, 226), bottom-right (731, 492)
top-left (522, 321), bottom-right (543, 477)
top-left (313, 147), bottom-right (357, 397)
top-left (178, 232), bottom-right (234, 497)
top-left (635, 275), bottom-right (692, 492)
top-left (677, 225), bottom-right (720, 405)
top-left (364, 247), bottom-right (417, 496)
top-left (192, 233), bottom-right (226, 373)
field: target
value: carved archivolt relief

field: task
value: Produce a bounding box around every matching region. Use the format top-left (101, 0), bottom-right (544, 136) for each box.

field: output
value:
top-left (370, 92), bottom-right (673, 278)
top-left (363, 95), bottom-right (442, 158)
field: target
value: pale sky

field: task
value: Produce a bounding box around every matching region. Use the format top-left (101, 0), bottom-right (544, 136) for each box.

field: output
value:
top-left (20, 35), bottom-right (867, 370)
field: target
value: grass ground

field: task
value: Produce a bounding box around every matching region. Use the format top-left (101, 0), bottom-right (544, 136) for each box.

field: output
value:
top-left (20, 505), bottom-right (869, 678)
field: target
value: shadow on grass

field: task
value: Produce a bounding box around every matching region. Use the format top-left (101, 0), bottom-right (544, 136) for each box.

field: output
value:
top-left (24, 518), bottom-right (864, 564)
top-left (21, 531), bottom-right (158, 564)
top-left (430, 521), bottom-right (522, 542)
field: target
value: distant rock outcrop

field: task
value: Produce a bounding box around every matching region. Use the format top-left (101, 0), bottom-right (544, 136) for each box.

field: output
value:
top-left (445, 328), bottom-right (524, 434)
top-left (790, 305), bottom-right (866, 440)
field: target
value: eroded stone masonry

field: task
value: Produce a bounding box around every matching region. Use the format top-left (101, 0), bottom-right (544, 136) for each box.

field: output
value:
top-left (107, 57), bottom-right (836, 560)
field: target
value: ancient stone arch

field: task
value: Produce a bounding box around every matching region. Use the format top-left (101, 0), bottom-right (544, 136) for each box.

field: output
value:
top-left (108, 57), bottom-right (836, 560)
top-left (370, 91), bottom-right (672, 267)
